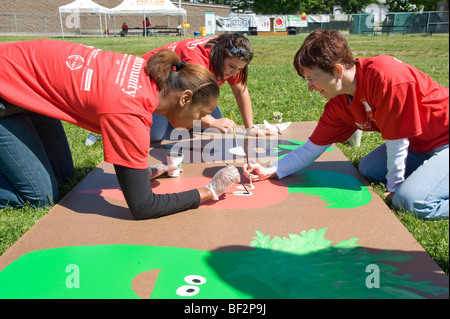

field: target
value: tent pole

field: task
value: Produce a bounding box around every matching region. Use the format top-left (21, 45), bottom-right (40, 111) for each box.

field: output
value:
top-left (144, 14), bottom-right (147, 37)
top-left (59, 12), bottom-right (64, 38)
top-left (99, 12), bottom-right (103, 37)
top-left (113, 15), bottom-right (116, 36)
top-left (104, 13), bottom-right (108, 37)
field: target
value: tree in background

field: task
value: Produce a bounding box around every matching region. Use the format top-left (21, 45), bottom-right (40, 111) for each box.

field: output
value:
top-left (197, 0), bottom-right (334, 14)
top-left (196, 0), bottom-right (254, 13)
top-left (232, 0), bottom-right (336, 14)
top-left (385, 0), bottom-right (440, 12)
top-left (196, 0), bottom-right (441, 14)
top-left (251, 0), bottom-right (302, 14)
top-left (230, 0), bottom-right (255, 13)
top-left (333, 0), bottom-right (380, 14)
top-left (198, 0), bottom-right (376, 14)
top-left (296, 0), bottom-right (336, 14)
top-left (415, 0), bottom-right (442, 11)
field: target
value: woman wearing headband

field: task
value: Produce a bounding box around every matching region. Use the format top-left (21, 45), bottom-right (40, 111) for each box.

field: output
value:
top-left (0, 39), bottom-right (240, 219)
top-left (142, 33), bottom-right (272, 141)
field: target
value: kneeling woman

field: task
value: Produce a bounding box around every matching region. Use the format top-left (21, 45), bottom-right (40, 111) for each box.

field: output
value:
top-left (0, 39), bottom-right (239, 219)
top-left (142, 33), bottom-right (272, 140)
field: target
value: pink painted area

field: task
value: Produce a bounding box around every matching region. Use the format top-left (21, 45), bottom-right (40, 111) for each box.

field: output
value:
top-left (76, 177), bottom-right (288, 210)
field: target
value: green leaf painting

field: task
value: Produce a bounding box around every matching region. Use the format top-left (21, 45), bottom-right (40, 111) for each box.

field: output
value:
top-left (0, 229), bottom-right (446, 299)
top-left (287, 170), bottom-right (372, 209)
top-left (274, 139), bottom-right (335, 160)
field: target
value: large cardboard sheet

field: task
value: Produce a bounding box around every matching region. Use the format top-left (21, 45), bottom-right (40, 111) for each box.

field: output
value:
top-left (0, 122), bottom-right (447, 299)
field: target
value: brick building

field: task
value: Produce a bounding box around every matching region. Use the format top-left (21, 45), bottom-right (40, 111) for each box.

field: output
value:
top-left (0, 0), bottom-right (231, 36)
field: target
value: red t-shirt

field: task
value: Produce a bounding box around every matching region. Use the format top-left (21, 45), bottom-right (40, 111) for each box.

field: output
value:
top-left (141, 36), bottom-right (242, 87)
top-left (310, 56), bottom-right (449, 152)
top-left (0, 39), bottom-right (158, 169)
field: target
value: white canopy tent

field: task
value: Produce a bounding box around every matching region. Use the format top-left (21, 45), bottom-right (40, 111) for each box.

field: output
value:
top-left (110, 0), bottom-right (187, 36)
top-left (59, 0), bottom-right (112, 38)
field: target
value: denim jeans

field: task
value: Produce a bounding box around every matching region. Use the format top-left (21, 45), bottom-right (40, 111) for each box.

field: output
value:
top-left (359, 143), bottom-right (449, 219)
top-left (0, 111), bottom-right (74, 208)
top-left (150, 106), bottom-right (223, 142)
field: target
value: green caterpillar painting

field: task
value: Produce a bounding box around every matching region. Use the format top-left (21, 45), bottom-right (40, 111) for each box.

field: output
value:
top-left (0, 229), bottom-right (446, 299)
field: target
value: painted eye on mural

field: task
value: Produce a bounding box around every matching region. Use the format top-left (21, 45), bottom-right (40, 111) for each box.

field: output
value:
top-left (176, 275), bottom-right (207, 296)
top-left (176, 285), bottom-right (200, 297)
top-left (184, 275), bottom-right (207, 285)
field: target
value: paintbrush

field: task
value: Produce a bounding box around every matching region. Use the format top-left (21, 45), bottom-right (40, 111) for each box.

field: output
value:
top-left (230, 112), bottom-right (252, 190)
top-left (230, 112), bottom-right (237, 147)
top-left (245, 153), bottom-right (253, 188)
top-left (227, 163), bottom-right (250, 195)
top-left (242, 183), bottom-right (250, 194)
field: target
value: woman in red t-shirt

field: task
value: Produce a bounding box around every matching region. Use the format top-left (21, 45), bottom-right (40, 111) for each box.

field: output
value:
top-left (142, 17), bottom-right (151, 36)
top-left (0, 39), bottom-right (239, 219)
top-left (121, 22), bottom-right (128, 36)
top-left (142, 33), bottom-right (272, 141)
top-left (244, 29), bottom-right (449, 220)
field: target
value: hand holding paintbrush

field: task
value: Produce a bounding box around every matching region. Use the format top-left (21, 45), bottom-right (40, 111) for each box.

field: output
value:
top-left (229, 112), bottom-right (253, 189)
top-left (245, 153), bottom-right (253, 188)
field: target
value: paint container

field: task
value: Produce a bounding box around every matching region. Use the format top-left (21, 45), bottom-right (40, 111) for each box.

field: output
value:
top-left (347, 130), bottom-right (362, 147)
top-left (166, 152), bottom-right (184, 177)
top-left (85, 133), bottom-right (101, 146)
top-left (273, 111), bottom-right (283, 122)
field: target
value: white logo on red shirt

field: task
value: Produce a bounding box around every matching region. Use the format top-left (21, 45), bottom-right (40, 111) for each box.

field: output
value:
top-left (66, 55), bottom-right (84, 70)
top-left (186, 36), bottom-right (216, 50)
top-left (122, 57), bottom-right (144, 98)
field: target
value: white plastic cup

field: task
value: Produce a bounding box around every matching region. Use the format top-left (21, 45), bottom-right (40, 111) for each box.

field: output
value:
top-left (348, 130), bottom-right (362, 147)
top-left (166, 152), bottom-right (184, 177)
top-left (85, 133), bottom-right (98, 146)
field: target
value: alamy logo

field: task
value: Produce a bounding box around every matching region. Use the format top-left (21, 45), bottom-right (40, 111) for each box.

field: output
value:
top-left (65, 264), bottom-right (80, 289)
top-left (66, 13), bottom-right (80, 29)
top-left (365, 4), bottom-right (380, 28)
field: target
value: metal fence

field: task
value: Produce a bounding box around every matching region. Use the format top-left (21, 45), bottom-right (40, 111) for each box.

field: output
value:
top-left (0, 11), bottom-right (448, 37)
top-left (0, 13), bottom-right (62, 37)
top-left (351, 11), bottom-right (449, 35)
top-left (0, 12), bottom-right (206, 37)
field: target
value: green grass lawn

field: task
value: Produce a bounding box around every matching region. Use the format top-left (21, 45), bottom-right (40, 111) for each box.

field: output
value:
top-left (0, 33), bottom-right (448, 275)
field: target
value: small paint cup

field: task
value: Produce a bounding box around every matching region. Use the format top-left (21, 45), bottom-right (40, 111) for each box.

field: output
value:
top-left (85, 133), bottom-right (100, 146)
top-left (166, 152), bottom-right (184, 177)
top-left (348, 130), bottom-right (362, 147)
top-left (273, 111), bottom-right (283, 122)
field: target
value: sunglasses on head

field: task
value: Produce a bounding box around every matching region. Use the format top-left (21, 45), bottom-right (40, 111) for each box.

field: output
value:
top-left (228, 46), bottom-right (254, 61)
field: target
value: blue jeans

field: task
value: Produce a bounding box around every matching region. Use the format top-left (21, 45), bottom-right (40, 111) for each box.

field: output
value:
top-left (359, 143), bottom-right (449, 219)
top-left (150, 106), bottom-right (223, 142)
top-left (0, 111), bottom-right (74, 208)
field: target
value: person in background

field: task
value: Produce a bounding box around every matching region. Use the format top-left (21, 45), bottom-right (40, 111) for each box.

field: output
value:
top-left (142, 33), bottom-right (273, 141)
top-left (0, 39), bottom-right (240, 219)
top-left (143, 17), bottom-right (151, 37)
top-left (244, 29), bottom-right (448, 220)
top-left (121, 21), bottom-right (128, 37)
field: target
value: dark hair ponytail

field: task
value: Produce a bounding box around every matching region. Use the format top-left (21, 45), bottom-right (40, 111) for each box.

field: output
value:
top-left (146, 49), bottom-right (219, 105)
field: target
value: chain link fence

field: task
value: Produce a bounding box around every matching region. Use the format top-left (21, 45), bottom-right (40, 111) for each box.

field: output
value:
top-left (0, 12), bottom-right (208, 37)
top-left (352, 11), bottom-right (449, 35)
top-left (0, 11), bottom-right (448, 37)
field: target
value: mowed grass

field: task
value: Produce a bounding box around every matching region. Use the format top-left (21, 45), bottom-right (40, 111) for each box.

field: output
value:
top-left (0, 33), bottom-right (448, 275)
